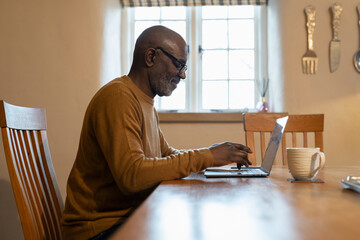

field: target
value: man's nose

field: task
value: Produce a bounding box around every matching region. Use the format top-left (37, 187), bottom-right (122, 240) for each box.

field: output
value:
top-left (178, 71), bottom-right (186, 79)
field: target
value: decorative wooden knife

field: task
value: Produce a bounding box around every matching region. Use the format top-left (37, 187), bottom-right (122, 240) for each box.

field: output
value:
top-left (329, 3), bottom-right (343, 73)
top-left (354, 4), bottom-right (360, 73)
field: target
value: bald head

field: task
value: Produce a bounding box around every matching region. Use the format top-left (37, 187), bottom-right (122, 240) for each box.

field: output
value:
top-left (131, 26), bottom-right (187, 69)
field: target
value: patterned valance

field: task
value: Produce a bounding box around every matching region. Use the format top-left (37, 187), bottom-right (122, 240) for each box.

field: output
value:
top-left (120, 0), bottom-right (268, 8)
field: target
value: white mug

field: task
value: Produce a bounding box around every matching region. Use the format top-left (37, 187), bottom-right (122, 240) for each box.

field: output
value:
top-left (287, 148), bottom-right (326, 181)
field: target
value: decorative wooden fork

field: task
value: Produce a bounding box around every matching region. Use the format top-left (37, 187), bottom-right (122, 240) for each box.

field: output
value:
top-left (302, 5), bottom-right (318, 74)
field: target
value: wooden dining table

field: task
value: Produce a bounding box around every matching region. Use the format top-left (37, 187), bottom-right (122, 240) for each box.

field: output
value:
top-left (110, 166), bottom-right (360, 240)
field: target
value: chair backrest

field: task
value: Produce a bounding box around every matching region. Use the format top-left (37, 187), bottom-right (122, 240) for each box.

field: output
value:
top-left (243, 113), bottom-right (324, 165)
top-left (0, 100), bottom-right (63, 240)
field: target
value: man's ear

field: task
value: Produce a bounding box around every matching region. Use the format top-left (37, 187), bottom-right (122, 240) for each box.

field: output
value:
top-left (144, 48), bottom-right (156, 67)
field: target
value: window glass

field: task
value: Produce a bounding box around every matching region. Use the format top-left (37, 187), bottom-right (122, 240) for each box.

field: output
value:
top-left (161, 7), bottom-right (186, 19)
top-left (228, 6), bottom-right (254, 18)
top-left (202, 20), bottom-right (228, 49)
top-left (229, 81), bottom-right (255, 109)
top-left (229, 50), bottom-right (254, 79)
top-left (202, 81), bottom-right (228, 109)
top-left (202, 50), bottom-right (228, 80)
top-left (229, 20), bottom-right (254, 49)
top-left (199, 6), bottom-right (258, 111)
top-left (202, 6), bottom-right (227, 19)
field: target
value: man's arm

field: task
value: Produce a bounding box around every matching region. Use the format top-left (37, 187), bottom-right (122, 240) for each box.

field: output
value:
top-left (92, 90), bottom-right (213, 195)
top-left (158, 128), bottom-right (252, 167)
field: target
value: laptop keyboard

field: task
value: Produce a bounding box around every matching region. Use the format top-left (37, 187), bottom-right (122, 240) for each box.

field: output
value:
top-left (247, 169), bottom-right (264, 174)
top-left (232, 168), bottom-right (265, 175)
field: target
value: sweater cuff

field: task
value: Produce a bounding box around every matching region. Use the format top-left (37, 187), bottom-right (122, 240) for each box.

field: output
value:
top-left (197, 147), bottom-right (214, 169)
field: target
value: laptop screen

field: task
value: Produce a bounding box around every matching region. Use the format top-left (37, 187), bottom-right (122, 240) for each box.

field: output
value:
top-left (261, 116), bottom-right (288, 172)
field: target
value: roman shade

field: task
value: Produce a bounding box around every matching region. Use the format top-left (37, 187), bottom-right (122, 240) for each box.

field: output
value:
top-left (120, 0), bottom-right (267, 8)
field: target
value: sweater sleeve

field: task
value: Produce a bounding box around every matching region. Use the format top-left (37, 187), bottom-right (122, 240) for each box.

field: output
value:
top-left (158, 128), bottom-right (183, 156)
top-left (91, 88), bottom-right (213, 195)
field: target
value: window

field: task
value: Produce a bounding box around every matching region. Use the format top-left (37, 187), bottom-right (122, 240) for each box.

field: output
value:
top-left (125, 5), bottom-right (267, 112)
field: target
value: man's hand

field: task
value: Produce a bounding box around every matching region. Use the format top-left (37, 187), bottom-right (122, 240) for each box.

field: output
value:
top-left (209, 142), bottom-right (253, 167)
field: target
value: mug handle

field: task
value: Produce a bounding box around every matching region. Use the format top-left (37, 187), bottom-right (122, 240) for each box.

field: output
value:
top-left (311, 152), bottom-right (326, 175)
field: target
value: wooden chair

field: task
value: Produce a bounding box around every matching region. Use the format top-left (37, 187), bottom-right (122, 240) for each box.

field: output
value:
top-left (243, 113), bottom-right (324, 165)
top-left (0, 100), bottom-right (63, 240)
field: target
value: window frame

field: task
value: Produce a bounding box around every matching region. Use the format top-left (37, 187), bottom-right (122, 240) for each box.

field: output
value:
top-left (123, 5), bottom-right (268, 113)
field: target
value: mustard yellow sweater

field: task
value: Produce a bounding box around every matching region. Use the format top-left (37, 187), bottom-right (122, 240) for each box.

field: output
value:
top-left (61, 76), bottom-right (213, 239)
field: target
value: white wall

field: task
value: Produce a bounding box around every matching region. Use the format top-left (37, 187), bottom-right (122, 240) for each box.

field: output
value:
top-left (0, 0), bottom-right (121, 239)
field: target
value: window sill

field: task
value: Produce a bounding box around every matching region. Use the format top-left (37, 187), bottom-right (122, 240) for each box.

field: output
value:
top-left (158, 112), bottom-right (245, 123)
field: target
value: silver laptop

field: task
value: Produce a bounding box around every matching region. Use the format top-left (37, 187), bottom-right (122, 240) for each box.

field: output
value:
top-left (204, 116), bottom-right (288, 178)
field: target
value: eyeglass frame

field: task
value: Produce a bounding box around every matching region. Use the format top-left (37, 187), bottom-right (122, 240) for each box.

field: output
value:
top-left (155, 47), bottom-right (187, 75)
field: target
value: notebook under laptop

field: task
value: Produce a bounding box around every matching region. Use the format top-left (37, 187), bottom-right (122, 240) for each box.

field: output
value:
top-left (204, 116), bottom-right (288, 178)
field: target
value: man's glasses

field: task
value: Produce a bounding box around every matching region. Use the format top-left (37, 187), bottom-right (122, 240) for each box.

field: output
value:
top-left (155, 47), bottom-right (187, 75)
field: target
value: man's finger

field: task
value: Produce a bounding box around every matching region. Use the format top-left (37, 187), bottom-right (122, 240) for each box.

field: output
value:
top-left (233, 150), bottom-right (250, 159)
top-left (233, 151), bottom-right (252, 167)
top-left (237, 163), bottom-right (243, 169)
top-left (230, 155), bottom-right (249, 167)
top-left (240, 159), bottom-right (250, 167)
top-left (233, 143), bottom-right (253, 153)
top-left (242, 155), bottom-right (252, 167)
